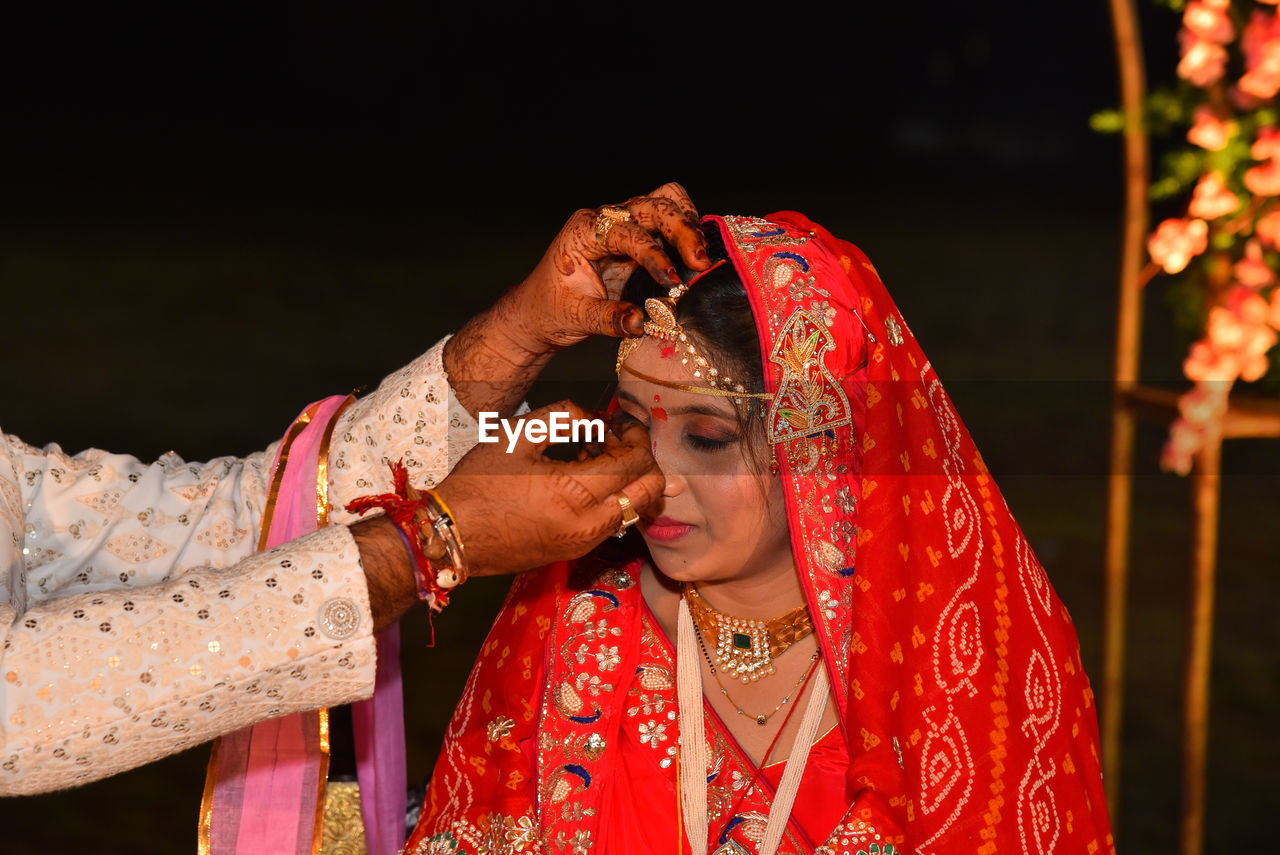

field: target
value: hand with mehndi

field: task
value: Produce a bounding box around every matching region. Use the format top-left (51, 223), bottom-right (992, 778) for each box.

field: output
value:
top-left (434, 402), bottom-right (665, 577)
top-left (444, 182), bottom-right (713, 418)
top-left (505, 181), bottom-right (712, 347)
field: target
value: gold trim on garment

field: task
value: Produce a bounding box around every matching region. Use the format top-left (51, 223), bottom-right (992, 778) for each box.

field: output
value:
top-left (196, 733), bottom-right (222, 855)
top-left (255, 405), bottom-right (317, 552)
top-left (310, 707), bottom-right (332, 855)
top-left (310, 398), bottom-right (352, 853)
top-left (315, 396), bottom-right (354, 528)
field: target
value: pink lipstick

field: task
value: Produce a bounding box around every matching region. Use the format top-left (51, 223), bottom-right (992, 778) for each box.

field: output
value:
top-left (643, 516), bottom-right (695, 543)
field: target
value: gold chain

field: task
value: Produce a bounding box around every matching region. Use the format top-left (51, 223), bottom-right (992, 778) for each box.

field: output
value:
top-left (694, 624), bottom-right (821, 726)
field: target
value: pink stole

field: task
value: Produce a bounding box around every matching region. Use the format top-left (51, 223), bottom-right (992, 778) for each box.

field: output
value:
top-left (199, 395), bottom-right (407, 855)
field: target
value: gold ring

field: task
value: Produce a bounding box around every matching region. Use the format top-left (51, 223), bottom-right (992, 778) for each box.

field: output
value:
top-left (612, 491), bottom-right (639, 538)
top-left (594, 206), bottom-right (632, 246)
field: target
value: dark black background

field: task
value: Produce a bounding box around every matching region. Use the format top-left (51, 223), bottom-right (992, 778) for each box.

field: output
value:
top-left (2, 3), bottom-right (1276, 853)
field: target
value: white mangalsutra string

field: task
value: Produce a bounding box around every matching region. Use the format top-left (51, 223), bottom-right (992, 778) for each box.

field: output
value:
top-left (677, 596), bottom-right (709, 855)
top-left (677, 595), bottom-right (830, 855)
top-left (756, 664), bottom-right (829, 855)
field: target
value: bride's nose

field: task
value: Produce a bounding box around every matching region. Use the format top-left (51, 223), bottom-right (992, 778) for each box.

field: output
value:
top-left (651, 434), bottom-right (687, 498)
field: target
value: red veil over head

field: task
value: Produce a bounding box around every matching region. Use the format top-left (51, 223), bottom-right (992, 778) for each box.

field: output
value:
top-left (406, 213), bottom-right (1113, 855)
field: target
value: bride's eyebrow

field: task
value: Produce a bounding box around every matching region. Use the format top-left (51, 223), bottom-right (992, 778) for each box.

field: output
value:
top-left (615, 388), bottom-right (735, 419)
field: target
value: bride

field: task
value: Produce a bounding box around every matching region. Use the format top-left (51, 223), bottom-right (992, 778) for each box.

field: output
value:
top-left (404, 212), bottom-right (1113, 854)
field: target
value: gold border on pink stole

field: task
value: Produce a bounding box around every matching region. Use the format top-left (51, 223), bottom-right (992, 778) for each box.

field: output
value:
top-left (309, 394), bottom-right (351, 853)
top-left (197, 395), bottom-right (353, 855)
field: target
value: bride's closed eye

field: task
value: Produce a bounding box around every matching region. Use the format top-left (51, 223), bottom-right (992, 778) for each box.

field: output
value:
top-left (685, 432), bottom-right (735, 452)
top-left (683, 418), bottom-right (740, 453)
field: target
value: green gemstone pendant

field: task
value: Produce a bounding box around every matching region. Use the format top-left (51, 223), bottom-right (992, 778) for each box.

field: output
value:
top-left (732, 632), bottom-right (752, 651)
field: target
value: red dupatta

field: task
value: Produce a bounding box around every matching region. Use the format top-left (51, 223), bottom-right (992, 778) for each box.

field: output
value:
top-left (406, 213), bottom-right (1113, 855)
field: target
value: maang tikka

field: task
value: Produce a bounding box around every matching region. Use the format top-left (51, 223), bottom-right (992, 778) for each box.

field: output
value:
top-left (615, 259), bottom-right (775, 407)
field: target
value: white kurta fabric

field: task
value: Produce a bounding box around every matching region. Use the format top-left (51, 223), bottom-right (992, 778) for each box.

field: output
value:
top-left (0, 337), bottom-right (479, 795)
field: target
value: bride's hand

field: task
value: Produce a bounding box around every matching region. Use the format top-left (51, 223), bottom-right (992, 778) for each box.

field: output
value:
top-left (497, 182), bottom-right (712, 349)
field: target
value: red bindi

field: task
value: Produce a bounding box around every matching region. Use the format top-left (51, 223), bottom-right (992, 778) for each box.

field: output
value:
top-left (651, 407), bottom-right (668, 422)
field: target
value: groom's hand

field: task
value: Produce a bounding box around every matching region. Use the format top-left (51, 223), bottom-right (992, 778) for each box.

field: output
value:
top-left (443, 183), bottom-right (711, 418)
top-left (501, 181), bottom-right (712, 348)
top-left (434, 401), bottom-right (663, 577)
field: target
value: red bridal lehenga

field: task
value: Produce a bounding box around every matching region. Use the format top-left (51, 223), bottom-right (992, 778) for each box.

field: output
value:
top-left (404, 213), bottom-right (1114, 855)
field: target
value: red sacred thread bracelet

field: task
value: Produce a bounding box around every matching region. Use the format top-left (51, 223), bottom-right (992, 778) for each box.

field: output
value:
top-left (345, 461), bottom-right (468, 616)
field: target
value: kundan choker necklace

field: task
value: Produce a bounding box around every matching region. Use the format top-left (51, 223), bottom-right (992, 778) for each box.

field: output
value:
top-left (683, 583), bottom-right (814, 683)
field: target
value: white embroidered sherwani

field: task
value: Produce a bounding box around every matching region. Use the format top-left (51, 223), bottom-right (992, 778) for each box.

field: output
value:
top-left (0, 338), bottom-right (478, 795)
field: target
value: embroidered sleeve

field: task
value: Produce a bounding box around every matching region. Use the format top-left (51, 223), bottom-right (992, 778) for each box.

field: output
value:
top-left (0, 524), bottom-right (376, 795)
top-left (327, 335), bottom-right (481, 523)
top-left (6, 433), bottom-right (279, 609)
top-left (0, 335), bottom-right (471, 793)
top-left (0, 336), bottom-right (472, 612)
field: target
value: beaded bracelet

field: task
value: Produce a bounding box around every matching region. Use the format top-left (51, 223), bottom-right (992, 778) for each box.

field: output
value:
top-left (345, 461), bottom-right (468, 611)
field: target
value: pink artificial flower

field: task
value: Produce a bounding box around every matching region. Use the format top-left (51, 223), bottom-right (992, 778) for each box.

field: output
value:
top-left (1188, 105), bottom-right (1232, 150)
top-left (1208, 304), bottom-right (1247, 350)
top-left (1241, 12), bottom-right (1280, 97)
top-left (1188, 172), bottom-right (1240, 219)
top-left (1185, 1), bottom-right (1235, 43)
top-left (1252, 127), bottom-right (1280, 161)
top-left (1232, 239), bottom-right (1277, 288)
top-left (1228, 285), bottom-right (1272, 322)
top-left (1269, 288), bottom-right (1280, 328)
top-left (1147, 218), bottom-right (1209, 274)
top-left (1242, 9), bottom-right (1280, 69)
top-left (1255, 208), bottom-right (1280, 248)
top-left (1229, 291), bottom-right (1279, 380)
top-left (1240, 40), bottom-right (1280, 99)
top-left (1245, 159), bottom-right (1280, 195)
top-left (1229, 83), bottom-right (1267, 111)
top-left (1178, 36), bottom-right (1229, 87)
top-left (1239, 348), bottom-right (1269, 381)
top-left (1160, 417), bottom-right (1203, 475)
top-left (1177, 383), bottom-right (1229, 426)
top-left (1205, 292), bottom-right (1278, 381)
top-left (1184, 337), bottom-right (1242, 383)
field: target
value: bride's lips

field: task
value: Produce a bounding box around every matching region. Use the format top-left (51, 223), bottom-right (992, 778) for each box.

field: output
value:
top-left (642, 515), bottom-right (695, 543)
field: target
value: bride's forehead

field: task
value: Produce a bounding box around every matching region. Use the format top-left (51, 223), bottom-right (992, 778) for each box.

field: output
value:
top-left (617, 341), bottom-right (737, 416)
top-left (623, 337), bottom-right (687, 375)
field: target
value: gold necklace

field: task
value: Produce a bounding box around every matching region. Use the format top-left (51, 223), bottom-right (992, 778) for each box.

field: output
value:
top-left (694, 625), bottom-right (821, 726)
top-left (683, 583), bottom-right (814, 683)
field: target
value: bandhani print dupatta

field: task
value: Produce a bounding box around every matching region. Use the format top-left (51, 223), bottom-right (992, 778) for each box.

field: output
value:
top-left (405, 213), bottom-right (1114, 855)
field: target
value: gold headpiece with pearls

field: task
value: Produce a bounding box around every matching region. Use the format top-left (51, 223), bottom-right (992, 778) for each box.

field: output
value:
top-left (615, 259), bottom-right (775, 402)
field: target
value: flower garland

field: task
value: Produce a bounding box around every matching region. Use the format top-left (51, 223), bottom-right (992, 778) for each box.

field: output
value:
top-left (1098, 0), bottom-right (1280, 473)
